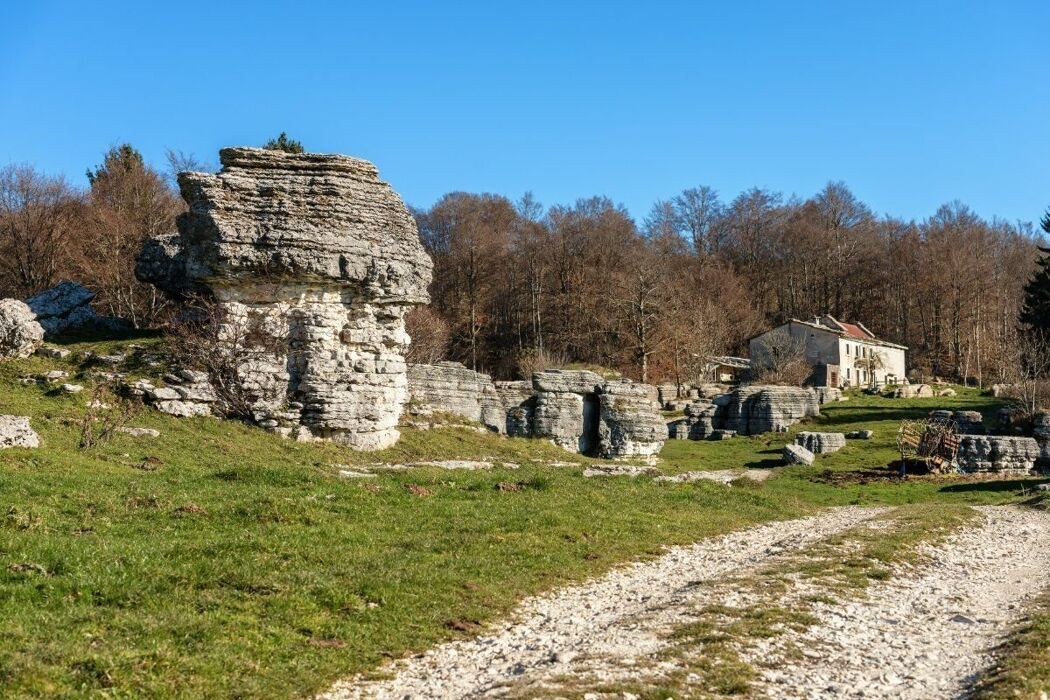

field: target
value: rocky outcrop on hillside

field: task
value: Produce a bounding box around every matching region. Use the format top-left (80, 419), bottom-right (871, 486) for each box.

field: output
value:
top-left (407, 362), bottom-right (505, 433)
top-left (0, 300), bottom-right (44, 360)
top-left (929, 409), bottom-right (985, 435)
top-left (137, 147), bottom-right (433, 450)
top-left (494, 380), bottom-right (535, 438)
top-left (893, 384), bottom-right (934, 398)
top-left (956, 435), bottom-right (1039, 474)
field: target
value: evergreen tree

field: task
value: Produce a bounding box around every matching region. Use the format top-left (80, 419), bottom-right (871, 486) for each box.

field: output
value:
top-left (262, 132), bottom-right (304, 154)
top-left (1020, 208), bottom-right (1050, 331)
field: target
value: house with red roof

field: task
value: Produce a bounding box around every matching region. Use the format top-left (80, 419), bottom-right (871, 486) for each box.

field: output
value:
top-left (749, 315), bottom-right (907, 388)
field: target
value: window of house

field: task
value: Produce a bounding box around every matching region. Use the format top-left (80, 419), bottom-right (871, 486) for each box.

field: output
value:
top-left (846, 368), bottom-right (851, 380)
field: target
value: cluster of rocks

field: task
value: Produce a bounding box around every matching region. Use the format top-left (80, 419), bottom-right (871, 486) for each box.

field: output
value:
top-left (0, 281), bottom-right (126, 361)
top-left (136, 147), bottom-right (433, 450)
top-left (929, 409), bottom-right (985, 434)
top-left (893, 383), bottom-right (934, 398)
top-left (480, 370), bottom-right (667, 458)
top-left (794, 431), bottom-right (846, 455)
top-left (125, 370), bottom-right (218, 419)
top-left (405, 362), bottom-right (505, 433)
top-left (669, 385), bottom-right (821, 441)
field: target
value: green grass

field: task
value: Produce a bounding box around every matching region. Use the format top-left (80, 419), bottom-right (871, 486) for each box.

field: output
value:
top-left (973, 588), bottom-right (1050, 699)
top-left (0, 342), bottom-right (1045, 698)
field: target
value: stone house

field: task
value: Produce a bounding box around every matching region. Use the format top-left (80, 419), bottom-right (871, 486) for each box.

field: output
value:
top-left (749, 315), bottom-right (907, 388)
top-left (704, 356), bottom-right (750, 384)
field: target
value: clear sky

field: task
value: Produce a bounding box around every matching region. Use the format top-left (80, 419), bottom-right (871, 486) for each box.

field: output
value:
top-left (1, 1), bottom-right (1047, 226)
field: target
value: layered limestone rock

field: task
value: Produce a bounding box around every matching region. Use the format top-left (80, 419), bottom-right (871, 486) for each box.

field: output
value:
top-left (669, 386), bottom-right (818, 440)
top-left (929, 409), bottom-right (984, 434)
top-left (0, 416), bottom-right (40, 448)
top-left (24, 282), bottom-right (100, 337)
top-left (813, 387), bottom-right (844, 404)
top-left (893, 384), bottom-right (934, 398)
top-left (783, 443), bottom-right (815, 465)
top-left (1033, 411), bottom-right (1050, 464)
top-left (722, 386), bottom-right (820, 435)
top-left (597, 380), bottom-right (668, 458)
top-left (956, 435), bottom-right (1039, 474)
top-left (0, 300), bottom-right (44, 360)
top-left (494, 380), bottom-right (535, 437)
top-left (137, 147), bottom-right (433, 450)
top-left (528, 370), bottom-right (666, 457)
top-left (531, 370), bottom-right (604, 453)
top-left (795, 431), bottom-right (846, 454)
top-left (406, 362), bottom-right (505, 433)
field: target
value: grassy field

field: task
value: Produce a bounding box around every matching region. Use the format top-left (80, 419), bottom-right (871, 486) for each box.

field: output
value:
top-left (0, 337), bottom-right (1046, 697)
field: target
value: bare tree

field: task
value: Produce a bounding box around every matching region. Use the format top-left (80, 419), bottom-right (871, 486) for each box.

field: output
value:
top-left (752, 328), bottom-right (809, 386)
top-left (0, 164), bottom-right (83, 297)
top-left (404, 306), bottom-right (450, 364)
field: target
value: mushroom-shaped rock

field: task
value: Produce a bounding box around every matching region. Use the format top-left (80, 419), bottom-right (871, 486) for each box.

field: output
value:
top-left (136, 147), bottom-right (433, 450)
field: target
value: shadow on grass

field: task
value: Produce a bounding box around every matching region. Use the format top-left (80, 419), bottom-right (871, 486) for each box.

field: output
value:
top-left (745, 448), bottom-right (783, 469)
top-left (51, 327), bottom-right (163, 346)
top-left (939, 478), bottom-right (1048, 495)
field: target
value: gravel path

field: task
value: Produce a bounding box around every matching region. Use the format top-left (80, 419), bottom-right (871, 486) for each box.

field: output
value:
top-left (748, 505), bottom-right (1050, 699)
top-left (321, 507), bottom-right (885, 699)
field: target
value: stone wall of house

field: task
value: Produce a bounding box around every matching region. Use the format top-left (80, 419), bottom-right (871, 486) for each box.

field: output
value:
top-left (137, 147), bottom-right (433, 450)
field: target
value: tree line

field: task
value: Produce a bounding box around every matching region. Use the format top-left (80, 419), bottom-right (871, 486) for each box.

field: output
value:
top-left (1, 142), bottom-right (1044, 386)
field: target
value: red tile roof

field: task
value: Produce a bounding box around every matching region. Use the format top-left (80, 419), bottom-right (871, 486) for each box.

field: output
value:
top-left (838, 322), bottom-right (874, 340)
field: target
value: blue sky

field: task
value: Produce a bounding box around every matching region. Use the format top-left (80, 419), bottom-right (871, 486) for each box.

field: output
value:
top-left (1, 1), bottom-right (1047, 225)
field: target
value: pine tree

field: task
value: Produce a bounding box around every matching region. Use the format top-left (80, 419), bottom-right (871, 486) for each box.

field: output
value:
top-left (1020, 208), bottom-right (1050, 331)
top-left (262, 132), bottom-right (304, 154)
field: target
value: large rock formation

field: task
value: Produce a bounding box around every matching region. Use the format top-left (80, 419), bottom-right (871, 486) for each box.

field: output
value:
top-left (668, 386), bottom-right (820, 440)
top-left (722, 386), bottom-right (821, 435)
top-left (1033, 411), bottom-right (1050, 465)
top-left (494, 380), bottom-right (535, 437)
top-left (0, 300), bottom-right (44, 360)
top-left (597, 380), bottom-right (668, 458)
top-left (529, 370), bottom-right (666, 457)
top-left (956, 435), bottom-right (1040, 474)
top-left (137, 147), bottom-right (433, 450)
top-left (406, 362), bottom-right (505, 433)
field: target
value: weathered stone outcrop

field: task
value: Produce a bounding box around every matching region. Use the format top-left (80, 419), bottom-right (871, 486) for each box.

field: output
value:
top-left (24, 282), bottom-right (100, 337)
top-left (893, 384), bottom-right (933, 398)
top-left (494, 380), bottom-right (535, 437)
top-left (668, 386), bottom-right (819, 440)
top-left (956, 435), bottom-right (1039, 474)
top-left (406, 362), bottom-right (505, 433)
top-left (813, 387), bottom-right (844, 404)
top-left (0, 416), bottom-right (39, 448)
top-left (125, 370), bottom-right (218, 419)
top-left (0, 300), bottom-right (44, 360)
top-left (137, 147), bottom-right (433, 450)
top-left (531, 370), bottom-right (604, 453)
top-left (783, 443), bottom-right (815, 465)
top-left (1033, 411), bottom-right (1050, 464)
top-left (722, 386), bottom-right (820, 435)
top-left (527, 370), bottom-right (665, 457)
top-left (928, 409), bottom-right (985, 434)
top-left (795, 431), bottom-right (846, 454)
top-left (597, 380), bottom-right (668, 458)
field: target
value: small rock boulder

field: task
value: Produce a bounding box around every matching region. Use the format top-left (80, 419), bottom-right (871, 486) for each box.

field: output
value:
top-left (116, 427), bottom-right (160, 438)
top-left (0, 299), bottom-right (44, 360)
top-left (783, 443), bottom-right (815, 465)
top-left (893, 384), bottom-right (934, 398)
top-left (794, 432), bottom-right (846, 454)
top-left (846, 429), bottom-right (874, 440)
top-left (0, 416), bottom-right (40, 448)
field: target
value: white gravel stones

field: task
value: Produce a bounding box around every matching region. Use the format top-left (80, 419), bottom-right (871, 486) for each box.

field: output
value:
top-left (321, 507), bottom-right (884, 700)
top-left (746, 506), bottom-right (1050, 699)
top-left (0, 416), bottom-right (40, 448)
top-left (57, 383), bottom-right (83, 394)
top-left (582, 464), bottom-right (660, 478)
top-left (116, 427), bottom-right (160, 438)
top-left (653, 469), bottom-right (774, 485)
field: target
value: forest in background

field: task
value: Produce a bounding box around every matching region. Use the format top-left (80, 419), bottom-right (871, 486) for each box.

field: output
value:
top-left (1, 143), bottom-right (1043, 386)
